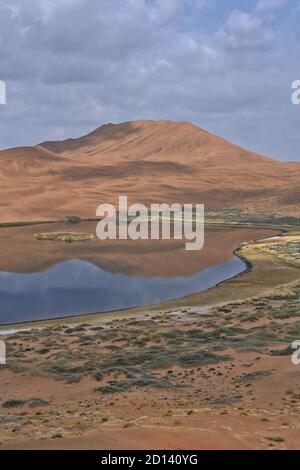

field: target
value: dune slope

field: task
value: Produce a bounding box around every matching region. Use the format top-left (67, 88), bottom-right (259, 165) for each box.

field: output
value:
top-left (0, 119), bottom-right (299, 221)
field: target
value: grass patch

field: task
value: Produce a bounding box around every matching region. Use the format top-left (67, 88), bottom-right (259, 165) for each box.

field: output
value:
top-left (2, 399), bottom-right (27, 408)
top-left (235, 370), bottom-right (273, 384)
top-left (34, 231), bottom-right (95, 243)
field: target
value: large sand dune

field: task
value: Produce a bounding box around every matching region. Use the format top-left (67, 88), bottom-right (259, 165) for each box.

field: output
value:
top-left (0, 119), bottom-right (299, 221)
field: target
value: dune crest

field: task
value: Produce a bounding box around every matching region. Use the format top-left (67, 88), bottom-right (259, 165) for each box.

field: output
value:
top-left (0, 119), bottom-right (299, 222)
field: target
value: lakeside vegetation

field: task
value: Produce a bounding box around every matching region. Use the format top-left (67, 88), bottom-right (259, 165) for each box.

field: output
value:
top-left (5, 278), bottom-right (299, 389)
top-left (34, 232), bottom-right (95, 243)
top-left (0, 208), bottom-right (299, 230)
top-left (205, 208), bottom-right (300, 227)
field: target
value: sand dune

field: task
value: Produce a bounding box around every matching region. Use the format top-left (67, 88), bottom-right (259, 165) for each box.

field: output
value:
top-left (0, 119), bottom-right (299, 222)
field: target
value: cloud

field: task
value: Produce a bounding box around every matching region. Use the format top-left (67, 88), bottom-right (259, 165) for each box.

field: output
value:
top-left (217, 10), bottom-right (271, 50)
top-left (255, 0), bottom-right (287, 15)
top-left (217, 0), bottom-right (287, 50)
top-left (0, 0), bottom-right (299, 162)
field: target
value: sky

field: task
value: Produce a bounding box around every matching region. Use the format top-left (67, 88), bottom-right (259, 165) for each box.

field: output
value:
top-left (0, 0), bottom-right (300, 161)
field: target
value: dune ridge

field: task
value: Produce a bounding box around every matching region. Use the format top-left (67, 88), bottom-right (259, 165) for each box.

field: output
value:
top-left (0, 119), bottom-right (299, 222)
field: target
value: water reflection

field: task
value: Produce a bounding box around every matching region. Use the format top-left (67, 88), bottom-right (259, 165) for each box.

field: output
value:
top-left (0, 256), bottom-right (245, 324)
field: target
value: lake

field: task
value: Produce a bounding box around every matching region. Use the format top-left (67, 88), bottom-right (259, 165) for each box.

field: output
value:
top-left (0, 223), bottom-right (276, 324)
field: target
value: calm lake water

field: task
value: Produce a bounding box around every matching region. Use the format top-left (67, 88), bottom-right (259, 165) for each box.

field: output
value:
top-left (0, 255), bottom-right (246, 324)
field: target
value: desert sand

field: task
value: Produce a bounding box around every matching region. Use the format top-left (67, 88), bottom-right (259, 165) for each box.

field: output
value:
top-left (0, 120), bottom-right (299, 222)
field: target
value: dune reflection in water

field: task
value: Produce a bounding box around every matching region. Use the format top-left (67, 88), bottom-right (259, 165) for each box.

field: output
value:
top-left (0, 256), bottom-right (246, 324)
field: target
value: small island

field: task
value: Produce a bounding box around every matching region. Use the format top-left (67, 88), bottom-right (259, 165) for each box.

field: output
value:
top-left (34, 231), bottom-right (95, 243)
